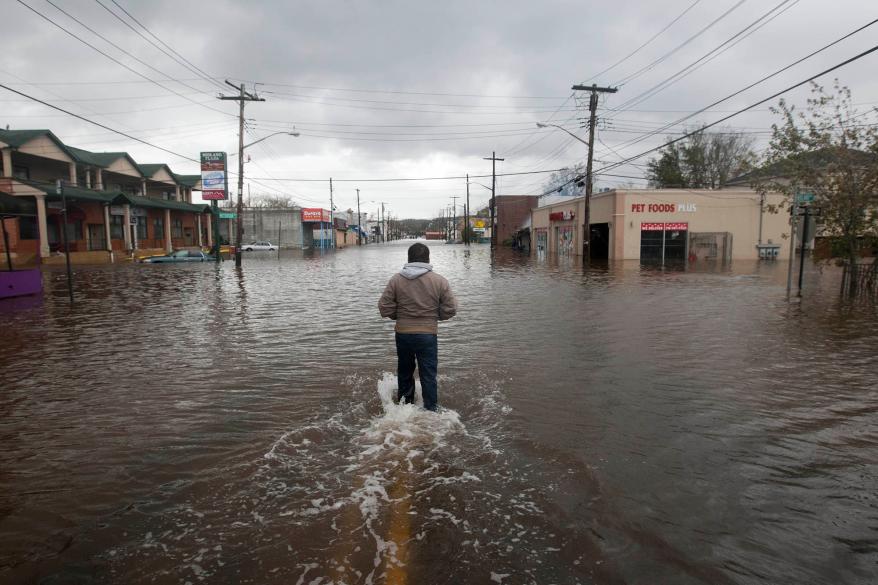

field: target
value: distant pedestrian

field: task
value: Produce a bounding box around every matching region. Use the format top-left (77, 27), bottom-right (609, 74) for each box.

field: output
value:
top-left (378, 243), bottom-right (457, 410)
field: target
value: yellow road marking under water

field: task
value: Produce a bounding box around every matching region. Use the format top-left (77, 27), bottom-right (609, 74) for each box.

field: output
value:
top-left (385, 473), bottom-right (411, 585)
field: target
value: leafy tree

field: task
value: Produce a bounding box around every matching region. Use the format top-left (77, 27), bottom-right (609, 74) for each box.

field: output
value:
top-left (753, 81), bottom-right (878, 280)
top-left (647, 126), bottom-right (756, 188)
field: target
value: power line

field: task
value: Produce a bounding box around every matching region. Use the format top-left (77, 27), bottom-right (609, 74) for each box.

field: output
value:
top-left (612, 0), bottom-right (747, 86)
top-left (583, 0), bottom-right (703, 83)
top-left (42, 0), bottom-right (221, 100)
top-left (228, 78), bottom-right (567, 100)
top-left (15, 0), bottom-right (234, 119)
top-left (597, 43), bottom-right (878, 175)
top-left (609, 0), bottom-right (799, 114)
top-left (0, 82), bottom-right (199, 163)
top-left (605, 16), bottom-right (878, 154)
top-left (242, 167), bottom-right (569, 183)
top-left (103, 0), bottom-right (228, 93)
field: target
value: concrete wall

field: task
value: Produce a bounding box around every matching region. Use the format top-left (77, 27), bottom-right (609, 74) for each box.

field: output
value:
top-left (239, 207), bottom-right (304, 248)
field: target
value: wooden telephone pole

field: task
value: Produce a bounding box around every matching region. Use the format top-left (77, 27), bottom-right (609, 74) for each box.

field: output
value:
top-left (483, 152), bottom-right (504, 251)
top-left (572, 83), bottom-right (617, 263)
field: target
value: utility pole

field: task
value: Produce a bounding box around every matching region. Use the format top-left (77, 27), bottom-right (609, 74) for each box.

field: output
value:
top-left (55, 179), bottom-right (74, 302)
top-left (329, 178), bottom-right (335, 249)
top-left (451, 196), bottom-right (460, 242)
top-left (572, 83), bottom-right (617, 263)
top-left (465, 174), bottom-right (470, 246)
top-left (483, 152), bottom-right (504, 251)
top-left (380, 202), bottom-right (384, 243)
top-left (797, 205), bottom-right (811, 297)
top-left (356, 188), bottom-right (362, 246)
top-left (219, 80), bottom-right (265, 268)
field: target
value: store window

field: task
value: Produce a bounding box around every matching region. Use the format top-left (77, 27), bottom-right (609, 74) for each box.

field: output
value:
top-left (153, 217), bottom-right (164, 240)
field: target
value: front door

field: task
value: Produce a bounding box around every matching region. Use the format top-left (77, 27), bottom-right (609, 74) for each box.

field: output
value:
top-left (183, 227), bottom-right (194, 246)
top-left (87, 223), bottom-right (106, 251)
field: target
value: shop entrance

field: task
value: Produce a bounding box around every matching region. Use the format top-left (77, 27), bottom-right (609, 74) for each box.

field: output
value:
top-left (590, 223), bottom-right (609, 260)
top-left (640, 222), bottom-right (688, 263)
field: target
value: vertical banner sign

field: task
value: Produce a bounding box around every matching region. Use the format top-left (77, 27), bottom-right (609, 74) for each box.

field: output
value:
top-left (200, 152), bottom-right (228, 200)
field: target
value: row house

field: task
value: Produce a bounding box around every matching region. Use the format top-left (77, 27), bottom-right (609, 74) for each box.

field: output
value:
top-left (0, 129), bottom-right (216, 265)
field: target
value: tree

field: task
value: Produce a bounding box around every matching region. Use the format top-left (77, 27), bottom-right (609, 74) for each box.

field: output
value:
top-left (647, 126), bottom-right (756, 188)
top-left (249, 194), bottom-right (299, 209)
top-left (541, 163), bottom-right (586, 197)
top-left (754, 81), bottom-right (878, 281)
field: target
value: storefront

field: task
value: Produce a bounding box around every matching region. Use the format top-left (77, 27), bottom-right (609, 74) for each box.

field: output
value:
top-left (301, 208), bottom-right (334, 249)
top-left (531, 189), bottom-right (791, 262)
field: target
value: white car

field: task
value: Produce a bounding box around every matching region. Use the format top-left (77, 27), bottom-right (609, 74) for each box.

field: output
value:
top-left (242, 241), bottom-right (276, 251)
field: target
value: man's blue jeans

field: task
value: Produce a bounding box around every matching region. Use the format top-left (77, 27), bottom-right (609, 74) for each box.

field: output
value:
top-left (395, 333), bottom-right (438, 411)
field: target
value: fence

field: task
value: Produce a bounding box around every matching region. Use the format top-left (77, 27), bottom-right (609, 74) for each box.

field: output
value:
top-left (841, 261), bottom-right (878, 298)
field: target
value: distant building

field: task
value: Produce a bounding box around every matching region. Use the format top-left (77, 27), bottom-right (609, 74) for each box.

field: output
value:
top-left (496, 195), bottom-right (539, 246)
top-left (531, 188), bottom-right (791, 261)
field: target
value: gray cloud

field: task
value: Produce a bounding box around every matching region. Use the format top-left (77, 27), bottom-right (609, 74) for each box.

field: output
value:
top-left (2, 0), bottom-right (877, 216)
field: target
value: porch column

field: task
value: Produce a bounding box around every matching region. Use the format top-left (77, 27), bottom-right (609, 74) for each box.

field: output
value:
top-left (164, 208), bottom-right (172, 252)
top-left (35, 193), bottom-right (50, 257)
top-left (141, 178), bottom-right (147, 196)
top-left (95, 168), bottom-right (104, 190)
top-left (68, 162), bottom-right (77, 186)
top-left (206, 212), bottom-right (213, 246)
top-left (196, 214), bottom-right (203, 246)
top-left (85, 169), bottom-right (92, 189)
top-left (2, 148), bottom-right (12, 177)
top-left (175, 184), bottom-right (181, 201)
top-left (102, 204), bottom-right (113, 254)
top-left (122, 204), bottom-right (132, 250)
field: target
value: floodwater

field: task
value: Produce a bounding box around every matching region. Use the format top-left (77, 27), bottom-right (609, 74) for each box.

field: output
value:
top-left (1, 243), bottom-right (876, 585)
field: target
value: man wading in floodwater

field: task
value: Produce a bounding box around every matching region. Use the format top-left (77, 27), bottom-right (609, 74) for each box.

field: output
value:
top-left (379, 243), bottom-right (457, 411)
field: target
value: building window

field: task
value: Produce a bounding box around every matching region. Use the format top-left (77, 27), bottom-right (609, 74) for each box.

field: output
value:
top-left (19, 216), bottom-right (38, 239)
top-left (172, 218), bottom-right (183, 238)
top-left (154, 217), bottom-right (164, 240)
top-left (136, 219), bottom-right (148, 240)
top-left (162, 191), bottom-right (176, 201)
top-left (110, 215), bottom-right (124, 240)
top-left (12, 165), bottom-right (30, 180)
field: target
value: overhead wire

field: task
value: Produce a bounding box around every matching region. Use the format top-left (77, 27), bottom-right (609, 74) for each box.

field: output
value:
top-left (583, 0), bottom-right (703, 83)
top-left (102, 0), bottom-right (229, 93)
top-left (15, 0), bottom-right (234, 119)
top-left (612, 0), bottom-right (748, 87)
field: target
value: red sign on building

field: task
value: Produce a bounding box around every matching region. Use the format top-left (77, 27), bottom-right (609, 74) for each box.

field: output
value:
top-left (301, 208), bottom-right (331, 222)
top-left (641, 222), bottom-right (689, 231)
top-left (549, 210), bottom-right (575, 221)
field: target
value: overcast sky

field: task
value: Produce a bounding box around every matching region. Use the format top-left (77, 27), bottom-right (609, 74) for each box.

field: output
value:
top-left (2, 0), bottom-right (877, 218)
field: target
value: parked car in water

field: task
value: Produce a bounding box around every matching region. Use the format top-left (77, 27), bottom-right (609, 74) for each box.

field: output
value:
top-left (243, 241), bottom-right (276, 251)
top-left (141, 249), bottom-right (214, 263)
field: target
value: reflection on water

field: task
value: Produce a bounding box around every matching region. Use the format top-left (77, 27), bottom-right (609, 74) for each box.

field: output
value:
top-left (1, 244), bottom-right (876, 584)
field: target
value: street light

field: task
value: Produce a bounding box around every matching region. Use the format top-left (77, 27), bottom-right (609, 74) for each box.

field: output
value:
top-left (232, 129), bottom-right (299, 266)
top-left (537, 121), bottom-right (593, 261)
top-left (535, 122), bottom-right (588, 146)
top-left (229, 130), bottom-right (300, 157)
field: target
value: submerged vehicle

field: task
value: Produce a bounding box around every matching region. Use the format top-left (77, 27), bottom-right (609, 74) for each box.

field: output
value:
top-left (141, 249), bottom-right (214, 263)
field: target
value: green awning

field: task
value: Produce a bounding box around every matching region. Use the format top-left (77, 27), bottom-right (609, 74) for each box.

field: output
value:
top-left (0, 191), bottom-right (36, 217)
top-left (24, 180), bottom-right (123, 204)
top-left (112, 193), bottom-right (212, 213)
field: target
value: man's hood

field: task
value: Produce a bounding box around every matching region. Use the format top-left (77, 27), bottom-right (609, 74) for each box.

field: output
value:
top-left (399, 262), bottom-right (433, 280)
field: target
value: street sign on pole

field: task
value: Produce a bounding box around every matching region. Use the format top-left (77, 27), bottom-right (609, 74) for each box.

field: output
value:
top-left (795, 192), bottom-right (815, 204)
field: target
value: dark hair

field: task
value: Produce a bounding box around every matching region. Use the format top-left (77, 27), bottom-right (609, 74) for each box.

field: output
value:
top-left (408, 242), bottom-right (430, 263)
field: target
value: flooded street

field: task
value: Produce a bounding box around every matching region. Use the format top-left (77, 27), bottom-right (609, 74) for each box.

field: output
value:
top-left (1, 243), bottom-right (876, 584)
